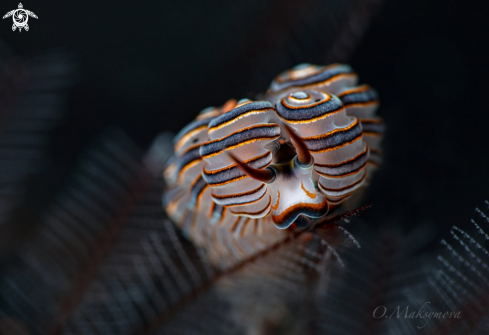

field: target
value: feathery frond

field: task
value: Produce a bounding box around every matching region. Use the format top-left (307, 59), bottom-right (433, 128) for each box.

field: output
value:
top-left (0, 44), bottom-right (75, 227)
top-left (0, 129), bottom-right (147, 334)
top-left (427, 200), bottom-right (489, 334)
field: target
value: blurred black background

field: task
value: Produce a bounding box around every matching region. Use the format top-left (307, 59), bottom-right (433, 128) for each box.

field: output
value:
top-left (1, 0), bottom-right (488, 242)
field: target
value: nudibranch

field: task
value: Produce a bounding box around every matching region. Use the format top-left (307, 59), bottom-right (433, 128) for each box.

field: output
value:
top-left (163, 63), bottom-right (383, 263)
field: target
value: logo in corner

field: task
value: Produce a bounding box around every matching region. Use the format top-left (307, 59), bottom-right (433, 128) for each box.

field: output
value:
top-left (3, 3), bottom-right (37, 32)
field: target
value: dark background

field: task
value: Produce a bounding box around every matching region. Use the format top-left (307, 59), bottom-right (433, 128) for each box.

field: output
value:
top-left (1, 0), bottom-right (488, 238)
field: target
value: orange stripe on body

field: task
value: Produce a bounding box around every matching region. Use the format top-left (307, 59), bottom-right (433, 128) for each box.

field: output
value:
top-left (208, 108), bottom-right (274, 133)
top-left (303, 119), bottom-right (359, 141)
top-left (277, 106), bottom-right (345, 124)
top-left (271, 190), bottom-right (280, 210)
top-left (301, 182), bottom-right (317, 199)
top-left (314, 145), bottom-right (368, 168)
top-left (174, 125), bottom-right (207, 152)
top-left (230, 196), bottom-right (272, 216)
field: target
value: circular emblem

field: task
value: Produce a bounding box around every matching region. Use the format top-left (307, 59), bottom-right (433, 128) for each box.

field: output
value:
top-left (13, 9), bottom-right (27, 27)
